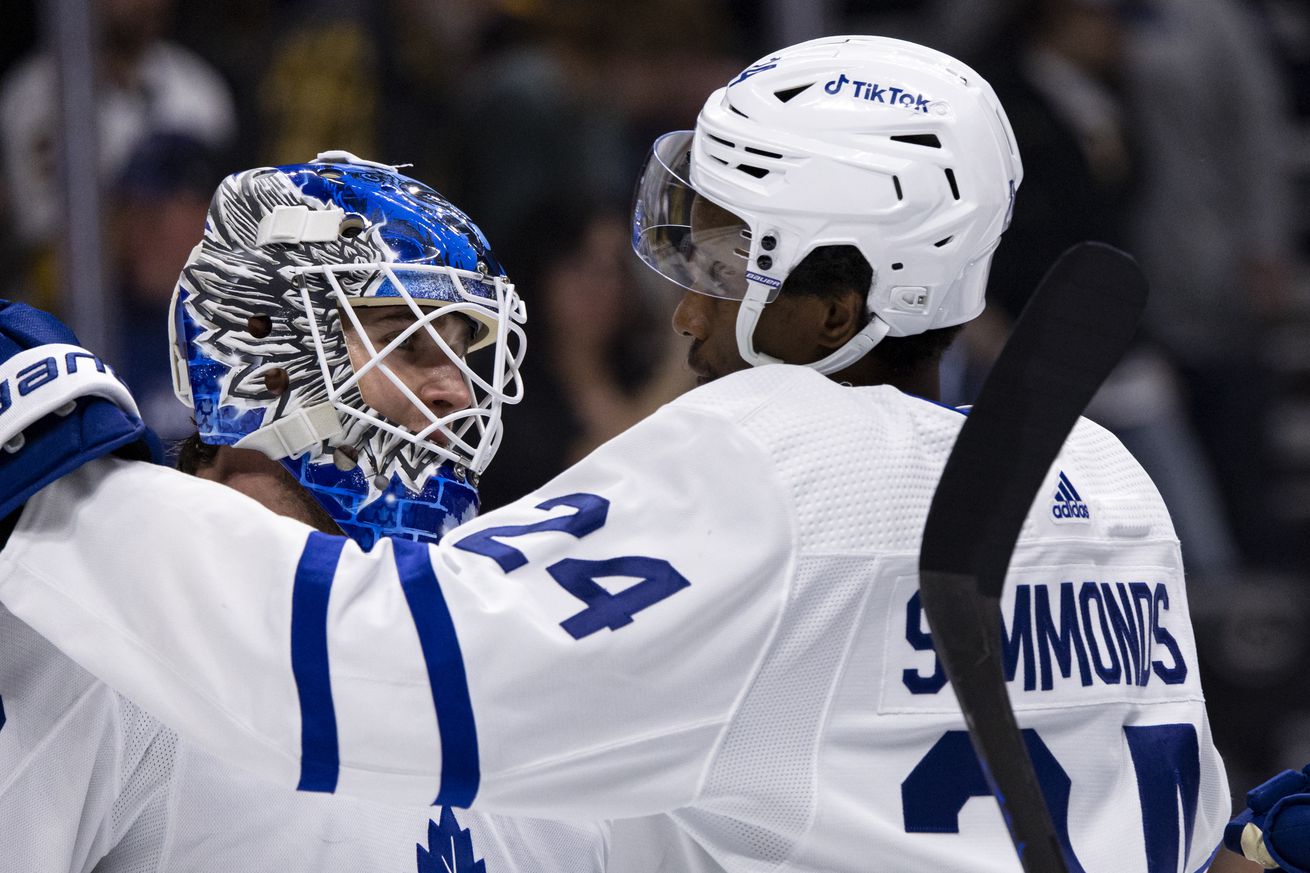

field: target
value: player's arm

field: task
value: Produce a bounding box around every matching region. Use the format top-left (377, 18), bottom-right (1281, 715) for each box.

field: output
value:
top-left (0, 401), bottom-right (792, 819)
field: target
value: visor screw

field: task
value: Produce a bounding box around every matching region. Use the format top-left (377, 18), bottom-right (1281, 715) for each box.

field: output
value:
top-left (760, 235), bottom-right (777, 251)
top-left (476, 261), bottom-right (488, 276)
top-left (757, 255), bottom-right (773, 270)
top-left (373, 473), bottom-right (390, 491)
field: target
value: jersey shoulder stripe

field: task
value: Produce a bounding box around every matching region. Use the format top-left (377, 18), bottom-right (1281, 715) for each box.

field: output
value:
top-left (291, 530), bottom-right (345, 792)
top-left (394, 538), bottom-right (480, 807)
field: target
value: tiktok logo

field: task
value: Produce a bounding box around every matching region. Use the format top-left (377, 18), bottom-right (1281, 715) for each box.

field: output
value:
top-left (824, 71), bottom-right (934, 112)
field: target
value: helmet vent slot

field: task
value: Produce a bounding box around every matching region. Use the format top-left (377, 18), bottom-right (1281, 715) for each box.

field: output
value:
top-left (263, 367), bottom-right (289, 396)
top-left (339, 214), bottom-right (368, 238)
top-left (744, 146), bottom-right (783, 159)
top-left (890, 133), bottom-right (942, 149)
top-left (736, 164), bottom-right (770, 179)
top-left (892, 176), bottom-right (904, 201)
top-left (711, 155), bottom-right (729, 166)
top-left (247, 314), bottom-right (273, 338)
top-left (709, 134), bottom-right (736, 148)
top-left (944, 168), bottom-right (960, 200)
top-left (891, 262), bottom-right (904, 271)
top-left (728, 103), bottom-right (749, 118)
top-left (773, 83), bottom-right (813, 103)
top-left (934, 236), bottom-right (954, 248)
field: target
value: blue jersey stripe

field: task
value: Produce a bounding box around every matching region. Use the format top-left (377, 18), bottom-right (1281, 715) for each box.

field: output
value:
top-left (392, 539), bottom-right (481, 807)
top-left (290, 531), bottom-right (346, 793)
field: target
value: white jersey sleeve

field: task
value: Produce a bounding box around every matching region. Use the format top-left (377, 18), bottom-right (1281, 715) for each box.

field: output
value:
top-left (0, 391), bottom-right (793, 819)
top-left (1, 604), bottom-right (607, 873)
top-left (0, 365), bottom-right (1231, 871)
top-left (0, 604), bottom-right (179, 873)
top-left (141, 740), bottom-right (608, 873)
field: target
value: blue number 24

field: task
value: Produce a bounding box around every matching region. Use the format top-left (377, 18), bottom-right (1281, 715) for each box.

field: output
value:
top-left (453, 494), bottom-right (690, 640)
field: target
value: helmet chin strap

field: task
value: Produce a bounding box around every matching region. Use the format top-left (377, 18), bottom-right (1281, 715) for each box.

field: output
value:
top-left (234, 402), bottom-right (343, 460)
top-left (734, 289), bottom-right (892, 375)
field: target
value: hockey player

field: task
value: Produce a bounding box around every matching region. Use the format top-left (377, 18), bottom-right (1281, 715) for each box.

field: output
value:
top-left (0, 153), bottom-right (605, 872)
top-left (0, 37), bottom-right (1229, 871)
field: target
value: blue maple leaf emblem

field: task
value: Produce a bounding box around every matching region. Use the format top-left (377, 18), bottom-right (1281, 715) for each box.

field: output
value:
top-left (416, 806), bottom-right (486, 873)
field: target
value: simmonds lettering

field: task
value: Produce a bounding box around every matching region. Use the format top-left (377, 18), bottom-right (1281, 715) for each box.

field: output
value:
top-left (902, 580), bottom-right (1188, 695)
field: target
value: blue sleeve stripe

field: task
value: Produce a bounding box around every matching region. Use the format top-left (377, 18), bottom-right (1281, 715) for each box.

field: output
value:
top-left (290, 531), bottom-right (346, 793)
top-left (392, 539), bottom-right (481, 807)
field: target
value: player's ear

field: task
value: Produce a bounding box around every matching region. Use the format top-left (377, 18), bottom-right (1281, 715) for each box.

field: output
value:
top-left (817, 290), bottom-right (866, 350)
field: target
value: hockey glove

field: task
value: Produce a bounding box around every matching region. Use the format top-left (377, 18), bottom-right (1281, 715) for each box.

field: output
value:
top-left (1226, 766), bottom-right (1310, 871)
top-left (0, 300), bottom-right (161, 530)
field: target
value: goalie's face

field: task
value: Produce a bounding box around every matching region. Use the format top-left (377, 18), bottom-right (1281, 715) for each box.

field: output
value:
top-left (340, 304), bottom-right (476, 441)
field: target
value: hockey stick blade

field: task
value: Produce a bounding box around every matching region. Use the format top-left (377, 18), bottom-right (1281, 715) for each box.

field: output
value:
top-left (918, 241), bottom-right (1147, 873)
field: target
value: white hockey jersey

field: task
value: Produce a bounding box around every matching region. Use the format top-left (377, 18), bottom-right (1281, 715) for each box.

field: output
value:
top-left (0, 365), bottom-right (1229, 872)
top-left (0, 603), bottom-right (175, 873)
top-left (2, 603), bottom-right (606, 872)
top-left (148, 748), bottom-right (608, 873)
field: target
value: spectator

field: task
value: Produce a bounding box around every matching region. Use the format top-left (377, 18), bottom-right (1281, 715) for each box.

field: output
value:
top-left (971, 0), bottom-right (1241, 580)
top-left (1123, 0), bottom-right (1298, 564)
top-left (108, 132), bottom-right (227, 439)
top-left (479, 203), bottom-right (694, 510)
top-left (0, 0), bottom-right (236, 309)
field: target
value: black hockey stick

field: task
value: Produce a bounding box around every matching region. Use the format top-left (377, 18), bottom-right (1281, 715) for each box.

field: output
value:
top-left (918, 242), bottom-right (1147, 873)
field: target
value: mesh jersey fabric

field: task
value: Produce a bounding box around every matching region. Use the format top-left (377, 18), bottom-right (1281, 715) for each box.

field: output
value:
top-left (0, 603), bottom-right (176, 873)
top-left (152, 742), bottom-right (608, 873)
top-left (0, 364), bottom-right (1227, 872)
top-left (1, 593), bottom-right (606, 873)
top-left (659, 367), bottom-right (1225, 871)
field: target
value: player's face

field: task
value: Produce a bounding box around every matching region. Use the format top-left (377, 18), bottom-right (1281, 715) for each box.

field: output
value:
top-left (671, 289), bottom-right (840, 385)
top-left (674, 195), bottom-right (833, 382)
top-left (341, 305), bottom-right (474, 437)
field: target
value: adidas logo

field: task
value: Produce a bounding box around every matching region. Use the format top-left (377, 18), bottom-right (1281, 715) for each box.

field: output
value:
top-left (1050, 471), bottom-right (1090, 522)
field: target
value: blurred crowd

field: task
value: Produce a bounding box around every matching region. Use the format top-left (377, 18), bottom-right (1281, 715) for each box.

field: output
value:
top-left (2, 0), bottom-right (1308, 801)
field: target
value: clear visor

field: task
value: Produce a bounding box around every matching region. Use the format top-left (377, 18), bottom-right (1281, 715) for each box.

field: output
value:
top-left (631, 130), bottom-right (756, 301)
top-left (285, 261), bottom-right (526, 476)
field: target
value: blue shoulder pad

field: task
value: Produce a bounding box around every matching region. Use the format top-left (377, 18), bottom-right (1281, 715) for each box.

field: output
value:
top-left (0, 301), bottom-right (161, 522)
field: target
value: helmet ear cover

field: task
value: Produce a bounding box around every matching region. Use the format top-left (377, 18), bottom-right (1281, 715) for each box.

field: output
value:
top-left (633, 35), bottom-right (1022, 373)
top-left (170, 152), bottom-right (526, 543)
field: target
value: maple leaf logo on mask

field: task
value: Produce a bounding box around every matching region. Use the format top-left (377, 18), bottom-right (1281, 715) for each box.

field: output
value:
top-left (416, 807), bottom-right (486, 873)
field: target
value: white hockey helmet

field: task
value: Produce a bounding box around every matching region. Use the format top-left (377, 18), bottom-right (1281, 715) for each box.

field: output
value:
top-left (632, 35), bottom-right (1023, 372)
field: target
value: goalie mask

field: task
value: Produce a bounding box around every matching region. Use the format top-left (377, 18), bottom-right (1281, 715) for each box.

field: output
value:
top-left (170, 151), bottom-right (526, 546)
top-left (632, 35), bottom-right (1023, 373)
